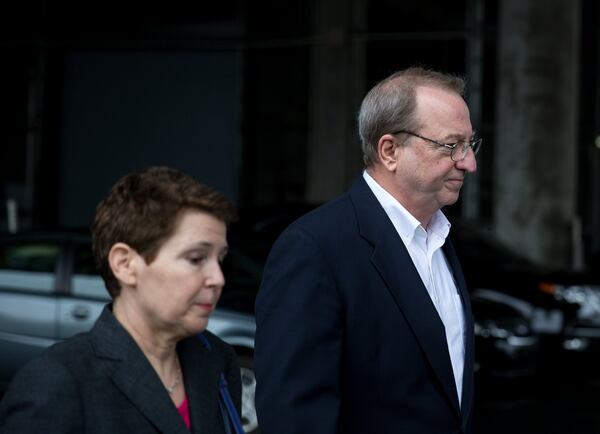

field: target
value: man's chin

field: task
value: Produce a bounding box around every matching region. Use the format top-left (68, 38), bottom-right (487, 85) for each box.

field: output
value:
top-left (440, 191), bottom-right (460, 207)
top-left (445, 179), bottom-right (464, 191)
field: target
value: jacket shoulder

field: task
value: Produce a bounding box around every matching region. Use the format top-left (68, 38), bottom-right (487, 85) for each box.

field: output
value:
top-left (31, 331), bottom-right (93, 368)
top-left (289, 192), bottom-right (355, 235)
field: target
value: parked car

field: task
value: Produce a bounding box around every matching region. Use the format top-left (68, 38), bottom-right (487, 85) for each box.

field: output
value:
top-left (0, 231), bottom-right (259, 434)
top-left (452, 223), bottom-right (600, 364)
top-left (471, 289), bottom-right (540, 380)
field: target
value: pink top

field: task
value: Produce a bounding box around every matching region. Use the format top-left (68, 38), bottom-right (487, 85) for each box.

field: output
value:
top-left (177, 396), bottom-right (191, 430)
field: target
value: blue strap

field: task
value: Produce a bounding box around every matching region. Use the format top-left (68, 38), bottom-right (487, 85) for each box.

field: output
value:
top-left (197, 333), bottom-right (246, 434)
top-left (196, 332), bottom-right (213, 350)
top-left (219, 372), bottom-right (245, 434)
top-left (219, 398), bottom-right (232, 434)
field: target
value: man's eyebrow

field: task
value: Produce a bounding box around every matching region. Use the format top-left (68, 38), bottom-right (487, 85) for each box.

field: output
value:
top-left (442, 132), bottom-right (476, 142)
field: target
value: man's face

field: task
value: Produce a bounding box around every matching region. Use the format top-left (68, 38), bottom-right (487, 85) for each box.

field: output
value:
top-left (393, 86), bottom-right (477, 218)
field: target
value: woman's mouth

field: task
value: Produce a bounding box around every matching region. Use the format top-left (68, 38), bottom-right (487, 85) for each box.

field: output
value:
top-left (194, 302), bottom-right (214, 312)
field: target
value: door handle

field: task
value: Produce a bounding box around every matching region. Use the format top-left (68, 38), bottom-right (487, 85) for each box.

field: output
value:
top-left (71, 305), bottom-right (90, 320)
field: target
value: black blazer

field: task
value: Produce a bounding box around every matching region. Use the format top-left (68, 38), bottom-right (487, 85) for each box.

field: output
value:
top-left (0, 306), bottom-right (241, 434)
top-left (255, 176), bottom-right (474, 434)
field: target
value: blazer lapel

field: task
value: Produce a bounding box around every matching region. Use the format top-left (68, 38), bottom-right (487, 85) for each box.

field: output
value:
top-left (443, 239), bottom-right (475, 421)
top-left (178, 336), bottom-right (224, 434)
top-left (91, 307), bottom-right (191, 434)
top-left (349, 177), bottom-right (461, 416)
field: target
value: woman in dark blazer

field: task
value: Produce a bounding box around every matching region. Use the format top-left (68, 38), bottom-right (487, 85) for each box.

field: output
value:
top-left (0, 166), bottom-right (241, 434)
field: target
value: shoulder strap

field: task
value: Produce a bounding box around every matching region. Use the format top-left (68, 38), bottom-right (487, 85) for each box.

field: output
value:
top-left (196, 333), bottom-right (246, 434)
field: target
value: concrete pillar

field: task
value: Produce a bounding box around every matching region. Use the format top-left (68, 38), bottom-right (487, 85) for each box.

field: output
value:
top-left (462, 0), bottom-right (485, 220)
top-left (494, 0), bottom-right (580, 268)
top-left (305, 0), bottom-right (366, 202)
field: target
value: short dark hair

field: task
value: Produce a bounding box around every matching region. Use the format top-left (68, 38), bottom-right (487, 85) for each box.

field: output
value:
top-left (358, 66), bottom-right (466, 167)
top-left (91, 166), bottom-right (236, 298)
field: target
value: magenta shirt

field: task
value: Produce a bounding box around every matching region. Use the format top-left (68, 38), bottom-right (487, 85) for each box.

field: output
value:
top-left (177, 396), bottom-right (191, 430)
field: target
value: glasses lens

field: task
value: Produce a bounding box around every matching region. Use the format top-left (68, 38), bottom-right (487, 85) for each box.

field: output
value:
top-left (451, 138), bottom-right (482, 162)
top-left (451, 143), bottom-right (468, 161)
top-left (472, 138), bottom-right (482, 155)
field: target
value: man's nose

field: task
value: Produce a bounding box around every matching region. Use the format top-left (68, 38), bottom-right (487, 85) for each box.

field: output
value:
top-left (457, 148), bottom-right (477, 172)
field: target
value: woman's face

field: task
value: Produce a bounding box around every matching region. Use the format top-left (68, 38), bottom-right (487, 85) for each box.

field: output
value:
top-left (132, 209), bottom-right (228, 338)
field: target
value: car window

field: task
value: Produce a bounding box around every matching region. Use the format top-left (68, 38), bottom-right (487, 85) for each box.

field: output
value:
top-left (71, 243), bottom-right (110, 301)
top-left (0, 243), bottom-right (60, 293)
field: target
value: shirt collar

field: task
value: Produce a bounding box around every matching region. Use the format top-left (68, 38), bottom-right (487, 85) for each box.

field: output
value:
top-left (363, 170), bottom-right (451, 245)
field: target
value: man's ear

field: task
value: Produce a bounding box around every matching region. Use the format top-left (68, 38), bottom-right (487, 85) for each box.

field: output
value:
top-left (377, 134), bottom-right (398, 171)
top-left (108, 243), bottom-right (139, 287)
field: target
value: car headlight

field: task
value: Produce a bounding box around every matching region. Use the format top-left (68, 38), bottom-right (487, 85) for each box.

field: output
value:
top-left (552, 284), bottom-right (600, 323)
top-left (475, 322), bottom-right (509, 339)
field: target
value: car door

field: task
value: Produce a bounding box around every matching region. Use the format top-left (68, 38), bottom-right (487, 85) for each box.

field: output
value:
top-left (57, 241), bottom-right (109, 340)
top-left (0, 239), bottom-right (63, 390)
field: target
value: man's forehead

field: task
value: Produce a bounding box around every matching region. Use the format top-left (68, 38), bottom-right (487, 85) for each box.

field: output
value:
top-left (415, 84), bottom-right (464, 101)
top-left (414, 87), bottom-right (472, 136)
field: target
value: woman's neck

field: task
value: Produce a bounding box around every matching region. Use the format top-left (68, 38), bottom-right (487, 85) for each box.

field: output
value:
top-left (113, 296), bottom-right (185, 404)
top-left (113, 297), bottom-right (178, 369)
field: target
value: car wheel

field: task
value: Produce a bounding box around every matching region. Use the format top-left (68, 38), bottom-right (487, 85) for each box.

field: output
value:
top-left (238, 355), bottom-right (259, 434)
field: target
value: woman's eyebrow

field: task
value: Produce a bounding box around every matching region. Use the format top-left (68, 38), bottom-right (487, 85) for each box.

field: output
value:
top-left (185, 241), bottom-right (229, 253)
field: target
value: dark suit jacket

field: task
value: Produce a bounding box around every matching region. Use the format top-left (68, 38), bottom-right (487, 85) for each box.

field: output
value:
top-left (255, 176), bottom-right (474, 434)
top-left (0, 306), bottom-right (241, 434)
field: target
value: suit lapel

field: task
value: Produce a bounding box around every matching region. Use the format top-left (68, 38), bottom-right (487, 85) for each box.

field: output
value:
top-left (443, 240), bottom-right (475, 420)
top-left (178, 337), bottom-right (224, 434)
top-left (349, 177), bottom-right (462, 416)
top-left (90, 307), bottom-right (191, 434)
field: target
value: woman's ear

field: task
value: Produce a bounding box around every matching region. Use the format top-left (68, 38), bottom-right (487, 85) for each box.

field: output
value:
top-left (108, 243), bottom-right (139, 287)
top-left (377, 134), bottom-right (398, 171)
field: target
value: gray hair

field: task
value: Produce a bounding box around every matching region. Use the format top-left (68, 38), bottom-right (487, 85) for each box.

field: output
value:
top-left (358, 67), bottom-right (466, 167)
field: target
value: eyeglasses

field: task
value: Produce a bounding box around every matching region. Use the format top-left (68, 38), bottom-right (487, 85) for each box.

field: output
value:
top-left (391, 130), bottom-right (482, 162)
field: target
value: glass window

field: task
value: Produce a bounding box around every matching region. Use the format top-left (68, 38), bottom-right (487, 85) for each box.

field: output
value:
top-left (0, 243), bottom-right (60, 293)
top-left (71, 243), bottom-right (110, 301)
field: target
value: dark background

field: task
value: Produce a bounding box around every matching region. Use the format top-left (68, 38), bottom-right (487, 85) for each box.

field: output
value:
top-left (2, 1), bottom-right (597, 251)
top-left (2, 1), bottom-right (600, 432)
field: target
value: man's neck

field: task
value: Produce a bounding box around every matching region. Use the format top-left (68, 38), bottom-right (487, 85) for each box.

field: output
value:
top-left (365, 167), bottom-right (435, 228)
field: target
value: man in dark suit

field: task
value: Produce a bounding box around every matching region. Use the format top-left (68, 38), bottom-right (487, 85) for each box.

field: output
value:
top-left (254, 67), bottom-right (481, 434)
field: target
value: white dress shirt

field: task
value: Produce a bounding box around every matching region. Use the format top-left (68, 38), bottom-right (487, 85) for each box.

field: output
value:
top-left (363, 171), bottom-right (466, 405)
